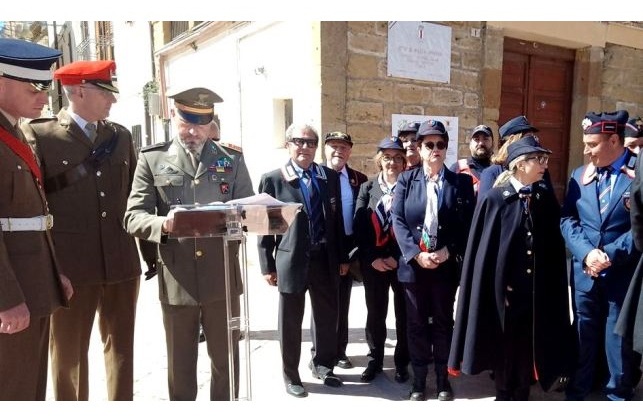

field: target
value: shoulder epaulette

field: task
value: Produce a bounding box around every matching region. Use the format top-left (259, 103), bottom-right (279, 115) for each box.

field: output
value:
top-left (141, 142), bottom-right (169, 152)
top-left (219, 142), bottom-right (243, 153)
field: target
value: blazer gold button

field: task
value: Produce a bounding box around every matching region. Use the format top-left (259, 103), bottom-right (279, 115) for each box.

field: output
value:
top-left (96, 171), bottom-right (102, 177)
top-left (62, 160), bottom-right (68, 165)
top-left (17, 165), bottom-right (22, 170)
top-left (101, 211), bottom-right (107, 218)
top-left (194, 179), bottom-right (200, 185)
top-left (527, 268), bottom-right (532, 274)
top-left (195, 250), bottom-right (203, 257)
top-left (100, 192), bottom-right (105, 197)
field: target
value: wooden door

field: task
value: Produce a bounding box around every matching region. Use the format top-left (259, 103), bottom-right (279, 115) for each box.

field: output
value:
top-left (500, 38), bottom-right (575, 201)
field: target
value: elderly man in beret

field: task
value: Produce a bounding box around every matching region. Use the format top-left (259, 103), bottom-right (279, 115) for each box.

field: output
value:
top-left (22, 60), bottom-right (141, 401)
top-left (124, 87), bottom-right (254, 400)
top-left (561, 110), bottom-right (640, 401)
top-left (0, 38), bottom-right (73, 400)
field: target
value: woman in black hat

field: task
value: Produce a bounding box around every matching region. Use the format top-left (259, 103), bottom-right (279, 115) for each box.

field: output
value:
top-left (354, 137), bottom-right (409, 383)
top-left (449, 135), bottom-right (574, 400)
top-left (391, 120), bottom-right (475, 401)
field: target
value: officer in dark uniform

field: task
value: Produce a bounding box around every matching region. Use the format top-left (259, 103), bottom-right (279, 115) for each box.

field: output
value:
top-left (625, 116), bottom-right (643, 154)
top-left (398, 121), bottom-right (421, 170)
top-left (0, 38), bottom-right (73, 401)
top-left (124, 87), bottom-right (254, 400)
top-left (23, 60), bottom-right (142, 401)
top-left (449, 124), bottom-right (493, 196)
top-left (561, 110), bottom-right (639, 401)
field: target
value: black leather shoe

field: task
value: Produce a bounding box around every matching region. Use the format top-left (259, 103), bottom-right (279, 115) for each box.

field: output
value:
top-left (317, 372), bottom-right (343, 387)
top-left (394, 366), bottom-right (409, 383)
top-left (286, 383), bottom-right (308, 398)
top-left (336, 356), bottom-right (353, 369)
top-left (437, 377), bottom-right (454, 401)
top-left (409, 382), bottom-right (426, 401)
top-left (360, 364), bottom-right (382, 382)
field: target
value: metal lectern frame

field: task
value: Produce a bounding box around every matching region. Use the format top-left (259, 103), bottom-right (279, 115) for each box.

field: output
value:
top-left (169, 201), bottom-right (301, 401)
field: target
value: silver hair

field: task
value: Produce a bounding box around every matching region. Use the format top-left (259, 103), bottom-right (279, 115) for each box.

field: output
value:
top-left (285, 122), bottom-right (319, 142)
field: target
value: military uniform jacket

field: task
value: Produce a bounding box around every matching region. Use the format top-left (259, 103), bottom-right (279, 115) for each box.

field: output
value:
top-left (391, 166), bottom-right (475, 284)
top-left (257, 162), bottom-right (348, 294)
top-left (0, 113), bottom-right (67, 316)
top-left (560, 153), bottom-right (640, 300)
top-left (23, 109), bottom-right (141, 285)
top-left (448, 181), bottom-right (574, 391)
top-left (124, 138), bottom-right (254, 305)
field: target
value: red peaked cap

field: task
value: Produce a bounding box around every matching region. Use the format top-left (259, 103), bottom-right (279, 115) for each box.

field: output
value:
top-left (54, 60), bottom-right (118, 93)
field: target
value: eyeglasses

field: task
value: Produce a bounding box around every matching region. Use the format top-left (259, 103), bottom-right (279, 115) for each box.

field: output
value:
top-left (382, 155), bottom-right (405, 164)
top-left (289, 138), bottom-right (318, 148)
top-left (526, 155), bottom-right (549, 165)
top-left (325, 131), bottom-right (351, 142)
top-left (421, 140), bottom-right (447, 150)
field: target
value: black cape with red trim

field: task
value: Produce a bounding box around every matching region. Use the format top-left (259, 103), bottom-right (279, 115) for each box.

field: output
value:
top-left (448, 180), bottom-right (575, 391)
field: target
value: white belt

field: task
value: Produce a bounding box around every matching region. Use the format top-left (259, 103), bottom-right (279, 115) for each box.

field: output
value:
top-left (0, 215), bottom-right (54, 232)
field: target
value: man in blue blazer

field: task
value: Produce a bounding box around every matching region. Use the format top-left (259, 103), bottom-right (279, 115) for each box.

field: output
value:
top-left (257, 123), bottom-right (349, 398)
top-left (561, 110), bottom-right (640, 400)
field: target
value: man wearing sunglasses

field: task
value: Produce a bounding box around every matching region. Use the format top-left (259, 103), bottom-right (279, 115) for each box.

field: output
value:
top-left (257, 123), bottom-right (350, 398)
top-left (323, 131), bottom-right (367, 371)
top-left (23, 60), bottom-right (141, 401)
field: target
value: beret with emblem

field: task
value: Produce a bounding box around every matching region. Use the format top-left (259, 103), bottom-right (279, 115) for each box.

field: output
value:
top-left (169, 87), bottom-right (222, 125)
top-left (625, 116), bottom-right (643, 138)
top-left (416, 119), bottom-right (449, 141)
top-left (377, 136), bottom-right (404, 152)
top-left (581, 110), bottom-right (629, 135)
top-left (499, 115), bottom-right (538, 139)
top-left (0, 38), bottom-right (61, 91)
top-left (54, 60), bottom-right (119, 93)
top-left (397, 121), bottom-right (421, 137)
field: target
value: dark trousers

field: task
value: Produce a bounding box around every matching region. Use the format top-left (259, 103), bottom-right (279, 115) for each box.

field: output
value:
top-left (403, 268), bottom-right (457, 385)
top-left (493, 303), bottom-right (533, 401)
top-left (566, 285), bottom-right (635, 401)
top-left (336, 273), bottom-right (353, 358)
top-left (0, 316), bottom-right (49, 400)
top-left (162, 297), bottom-right (240, 401)
top-left (50, 279), bottom-right (139, 401)
top-left (363, 263), bottom-right (409, 369)
top-left (282, 247), bottom-right (338, 384)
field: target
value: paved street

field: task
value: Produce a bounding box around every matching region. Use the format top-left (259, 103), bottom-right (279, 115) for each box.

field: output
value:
top-left (43, 234), bottom-right (640, 413)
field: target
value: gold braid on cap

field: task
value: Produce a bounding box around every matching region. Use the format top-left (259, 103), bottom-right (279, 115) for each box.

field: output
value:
top-left (175, 102), bottom-right (212, 115)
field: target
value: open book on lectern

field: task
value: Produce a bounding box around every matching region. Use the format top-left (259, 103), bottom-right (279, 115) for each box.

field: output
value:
top-left (169, 193), bottom-right (303, 238)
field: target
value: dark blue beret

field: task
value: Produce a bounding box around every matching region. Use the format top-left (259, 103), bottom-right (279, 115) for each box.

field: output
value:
top-left (581, 110), bottom-right (629, 135)
top-left (625, 117), bottom-right (643, 138)
top-left (506, 135), bottom-right (551, 165)
top-left (377, 136), bottom-right (404, 151)
top-left (416, 119), bottom-right (448, 141)
top-left (397, 121), bottom-right (420, 136)
top-left (499, 115), bottom-right (537, 138)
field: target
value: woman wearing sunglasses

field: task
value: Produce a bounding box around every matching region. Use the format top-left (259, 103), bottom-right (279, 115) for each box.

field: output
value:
top-left (391, 120), bottom-right (475, 401)
top-left (449, 135), bottom-right (574, 400)
top-left (353, 137), bottom-right (409, 384)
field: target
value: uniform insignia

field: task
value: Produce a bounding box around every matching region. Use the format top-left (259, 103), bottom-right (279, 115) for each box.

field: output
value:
top-left (219, 142), bottom-right (243, 153)
top-left (220, 182), bottom-right (230, 194)
top-left (311, 163), bottom-right (327, 180)
top-left (623, 191), bottom-right (631, 211)
top-left (215, 156), bottom-right (233, 173)
top-left (280, 163), bottom-right (298, 182)
top-left (581, 164), bottom-right (598, 185)
top-left (581, 118), bottom-right (592, 131)
top-left (502, 190), bottom-right (510, 197)
top-left (350, 177), bottom-right (357, 186)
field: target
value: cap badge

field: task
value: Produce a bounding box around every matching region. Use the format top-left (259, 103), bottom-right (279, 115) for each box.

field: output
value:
top-left (581, 118), bottom-right (592, 130)
top-left (196, 93), bottom-right (210, 106)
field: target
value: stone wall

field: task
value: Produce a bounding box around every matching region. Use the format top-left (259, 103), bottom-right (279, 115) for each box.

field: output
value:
top-left (325, 21), bottom-right (497, 176)
top-left (602, 43), bottom-right (643, 118)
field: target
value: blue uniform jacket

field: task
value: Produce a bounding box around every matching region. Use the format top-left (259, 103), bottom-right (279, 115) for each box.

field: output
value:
top-left (560, 154), bottom-right (640, 299)
top-left (391, 166), bottom-right (474, 284)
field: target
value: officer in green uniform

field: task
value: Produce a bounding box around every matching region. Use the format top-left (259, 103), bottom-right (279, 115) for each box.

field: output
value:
top-left (124, 87), bottom-right (254, 400)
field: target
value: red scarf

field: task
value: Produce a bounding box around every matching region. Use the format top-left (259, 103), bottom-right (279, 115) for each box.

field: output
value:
top-left (0, 125), bottom-right (42, 184)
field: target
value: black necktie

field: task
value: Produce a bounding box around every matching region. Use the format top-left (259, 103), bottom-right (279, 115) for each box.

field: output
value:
top-left (304, 170), bottom-right (325, 243)
top-left (518, 186), bottom-right (532, 214)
